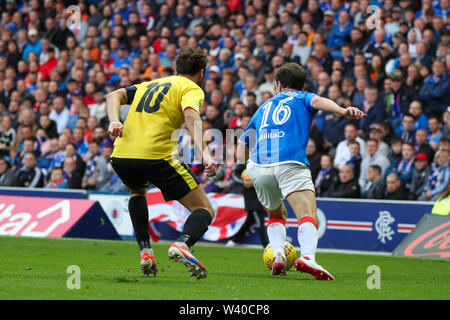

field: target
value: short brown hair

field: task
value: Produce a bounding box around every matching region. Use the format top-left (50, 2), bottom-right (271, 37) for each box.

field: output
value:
top-left (275, 63), bottom-right (307, 90)
top-left (175, 47), bottom-right (208, 76)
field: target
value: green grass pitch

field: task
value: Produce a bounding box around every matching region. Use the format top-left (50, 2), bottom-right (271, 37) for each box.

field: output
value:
top-left (0, 236), bottom-right (448, 300)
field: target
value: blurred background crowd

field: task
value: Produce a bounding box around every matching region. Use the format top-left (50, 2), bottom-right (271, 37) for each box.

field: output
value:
top-left (0, 0), bottom-right (449, 203)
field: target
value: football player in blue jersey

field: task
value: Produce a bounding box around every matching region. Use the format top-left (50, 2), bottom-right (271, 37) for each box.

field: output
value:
top-left (238, 63), bottom-right (366, 279)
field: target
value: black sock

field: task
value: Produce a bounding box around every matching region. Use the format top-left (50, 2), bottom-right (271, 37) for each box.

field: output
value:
top-left (177, 208), bottom-right (213, 247)
top-left (128, 196), bottom-right (151, 251)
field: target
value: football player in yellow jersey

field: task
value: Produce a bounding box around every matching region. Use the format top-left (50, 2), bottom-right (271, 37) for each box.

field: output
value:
top-left (106, 47), bottom-right (217, 279)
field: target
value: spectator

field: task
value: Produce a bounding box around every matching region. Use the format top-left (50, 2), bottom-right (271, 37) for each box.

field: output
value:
top-left (388, 137), bottom-right (403, 164)
top-left (0, 115), bottom-right (16, 157)
top-left (419, 60), bottom-right (450, 115)
top-left (385, 141), bottom-right (416, 186)
top-left (0, 157), bottom-right (17, 186)
top-left (64, 143), bottom-right (86, 173)
top-left (249, 55), bottom-right (268, 85)
top-left (415, 128), bottom-right (435, 163)
top-left (345, 140), bottom-right (362, 180)
top-left (322, 164), bottom-right (361, 198)
top-left (368, 124), bottom-right (390, 158)
top-left (334, 123), bottom-right (366, 169)
top-left (443, 109), bottom-right (450, 139)
top-left (315, 154), bottom-right (339, 197)
top-left (438, 137), bottom-right (450, 152)
top-left (385, 70), bottom-right (416, 129)
top-left (94, 126), bottom-right (112, 152)
top-left (15, 153), bottom-right (44, 188)
top-left (62, 155), bottom-right (83, 190)
top-left (358, 86), bottom-right (387, 134)
top-left (49, 96), bottom-right (70, 135)
top-left (407, 100), bottom-right (429, 132)
top-left (419, 150), bottom-right (450, 201)
top-left (327, 10), bottom-right (353, 52)
top-left (37, 137), bottom-right (58, 171)
top-left (81, 140), bottom-right (101, 189)
top-left (38, 113), bottom-right (58, 139)
top-left (45, 167), bottom-right (68, 189)
top-left (322, 110), bottom-right (349, 149)
top-left (22, 29), bottom-right (41, 61)
top-left (359, 139), bottom-right (391, 191)
top-left (396, 113), bottom-right (416, 143)
top-left (220, 78), bottom-right (240, 108)
top-left (292, 32), bottom-right (311, 66)
top-left (72, 127), bottom-right (89, 156)
top-left (307, 139), bottom-right (322, 182)
top-left (428, 116), bottom-right (443, 150)
top-left (93, 144), bottom-right (114, 190)
top-left (352, 77), bottom-right (369, 108)
top-left (317, 11), bottom-right (335, 41)
top-left (365, 165), bottom-right (385, 199)
top-left (409, 152), bottom-right (431, 200)
top-left (228, 101), bottom-right (248, 130)
top-left (385, 172), bottom-right (410, 200)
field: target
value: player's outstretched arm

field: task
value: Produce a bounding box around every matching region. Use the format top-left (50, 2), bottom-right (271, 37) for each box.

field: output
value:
top-left (311, 96), bottom-right (367, 120)
top-left (106, 88), bottom-right (128, 137)
top-left (183, 107), bottom-right (217, 177)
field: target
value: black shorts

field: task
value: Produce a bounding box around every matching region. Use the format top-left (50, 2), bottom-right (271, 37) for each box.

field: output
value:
top-left (110, 157), bottom-right (200, 201)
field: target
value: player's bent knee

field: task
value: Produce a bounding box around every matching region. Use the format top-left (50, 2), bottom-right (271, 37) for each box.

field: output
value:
top-left (199, 205), bottom-right (215, 218)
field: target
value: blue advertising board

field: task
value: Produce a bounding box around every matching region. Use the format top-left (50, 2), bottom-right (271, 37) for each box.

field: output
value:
top-left (241, 198), bottom-right (433, 252)
top-left (152, 198), bottom-right (433, 253)
top-left (0, 186), bottom-right (86, 199)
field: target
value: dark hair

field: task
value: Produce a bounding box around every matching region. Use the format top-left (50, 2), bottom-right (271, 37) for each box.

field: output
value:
top-left (66, 143), bottom-right (77, 151)
top-left (403, 113), bottom-right (414, 120)
top-left (390, 136), bottom-right (403, 145)
top-left (88, 139), bottom-right (99, 145)
top-left (428, 115), bottom-right (441, 122)
top-left (402, 141), bottom-right (415, 149)
top-left (345, 122), bottom-right (358, 130)
top-left (0, 157), bottom-right (10, 168)
top-left (369, 165), bottom-right (382, 174)
top-left (275, 63), bottom-right (307, 91)
top-left (175, 47), bottom-right (208, 76)
top-left (321, 153), bottom-right (333, 162)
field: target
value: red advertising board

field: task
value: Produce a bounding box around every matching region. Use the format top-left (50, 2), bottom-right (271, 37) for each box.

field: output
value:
top-left (0, 195), bottom-right (120, 240)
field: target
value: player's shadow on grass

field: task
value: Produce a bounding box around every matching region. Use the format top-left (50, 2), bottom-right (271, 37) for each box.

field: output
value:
top-left (213, 271), bottom-right (317, 281)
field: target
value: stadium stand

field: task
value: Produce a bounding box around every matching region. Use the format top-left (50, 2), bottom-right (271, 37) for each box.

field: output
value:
top-left (0, 0), bottom-right (449, 202)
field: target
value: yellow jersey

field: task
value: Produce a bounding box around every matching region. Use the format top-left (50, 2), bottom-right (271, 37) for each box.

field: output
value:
top-left (111, 76), bottom-right (204, 160)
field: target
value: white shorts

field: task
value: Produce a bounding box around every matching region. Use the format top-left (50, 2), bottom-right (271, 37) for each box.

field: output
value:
top-left (246, 161), bottom-right (315, 211)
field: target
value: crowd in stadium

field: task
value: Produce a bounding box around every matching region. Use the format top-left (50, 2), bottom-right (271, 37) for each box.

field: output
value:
top-left (0, 0), bottom-right (449, 202)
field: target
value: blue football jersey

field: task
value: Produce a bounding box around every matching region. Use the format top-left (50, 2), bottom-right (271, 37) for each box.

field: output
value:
top-left (239, 90), bottom-right (318, 166)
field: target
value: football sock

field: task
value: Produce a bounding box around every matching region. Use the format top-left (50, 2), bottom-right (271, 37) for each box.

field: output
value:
top-left (128, 196), bottom-right (151, 251)
top-left (177, 208), bottom-right (213, 247)
top-left (267, 218), bottom-right (286, 257)
top-left (297, 216), bottom-right (318, 261)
